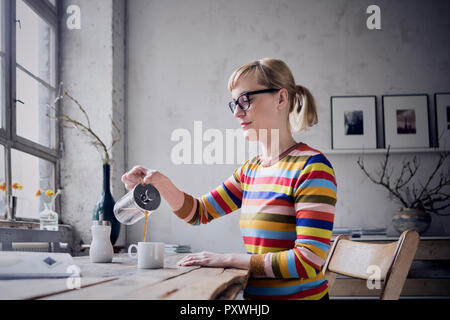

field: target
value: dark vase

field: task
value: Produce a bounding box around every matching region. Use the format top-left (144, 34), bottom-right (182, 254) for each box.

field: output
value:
top-left (392, 207), bottom-right (431, 235)
top-left (92, 163), bottom-right (120, 245)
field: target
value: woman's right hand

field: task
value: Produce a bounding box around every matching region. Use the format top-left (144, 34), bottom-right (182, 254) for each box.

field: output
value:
top-left (121, 165), bottom-right (185, 211)
top-left (121, 166), bottom-right (166, 191)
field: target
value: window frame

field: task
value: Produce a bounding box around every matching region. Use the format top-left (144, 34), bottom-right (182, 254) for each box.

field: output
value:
top-left (1, 0), bottom-right (61, 223)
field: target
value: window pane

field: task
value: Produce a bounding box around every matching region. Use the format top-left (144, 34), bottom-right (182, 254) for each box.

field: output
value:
top-left (16, 0), bottom-right (56, 87)
top-left (0, 0), bottom-right (4, 128)
top-left (0, 145), bottom-right (5, 219)
top-left (0, 55), bottom-right (4, 128)
top-left (16, 67), bottom-right (56, 148)
top-left (0, 0), bottom-right (4, 52)
top-left (48, 0), bottom-right (56, 7)
top-left (11, 149), bottom-right (55, 219)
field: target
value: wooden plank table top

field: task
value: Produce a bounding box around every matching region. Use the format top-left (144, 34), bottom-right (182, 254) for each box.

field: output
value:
top-left (0, 253), bottom-right (250, 300)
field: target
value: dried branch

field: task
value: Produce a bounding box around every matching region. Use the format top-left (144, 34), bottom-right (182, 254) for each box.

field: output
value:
top-left (63, 90), bottom-right (92, 130)
top-left (357, 146), bottom-right (450, 215)
top-left (108, 115), bottom-right (121, 151)
top-left (357, 147), bottom-right (409, 208)
top-left (395, 156), bottom-right (419, 190)
top-left (46, 82), bottom-right (121, 164)
top-left (413, 152), bottom-right (449, 205)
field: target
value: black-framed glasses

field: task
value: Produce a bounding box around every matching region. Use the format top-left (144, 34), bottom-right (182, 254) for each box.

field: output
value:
top-left (228, 88), bottom-right (280, 114)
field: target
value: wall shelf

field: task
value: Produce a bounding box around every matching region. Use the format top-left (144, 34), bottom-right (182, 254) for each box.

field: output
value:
top-left (322, 148), bottom-right (447, 155)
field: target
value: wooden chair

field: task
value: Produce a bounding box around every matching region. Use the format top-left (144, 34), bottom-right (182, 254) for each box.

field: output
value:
top-left (322, 229), bottom-right (420, 300)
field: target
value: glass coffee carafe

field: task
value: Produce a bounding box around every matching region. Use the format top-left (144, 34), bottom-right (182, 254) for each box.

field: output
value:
top-left (113, 183), bottom-right (161, 225)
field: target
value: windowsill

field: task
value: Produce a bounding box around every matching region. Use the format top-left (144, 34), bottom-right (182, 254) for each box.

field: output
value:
top-left (0, 220), bottom-right (75, 253)
top-left (0, 219), bottom-right (73, 231)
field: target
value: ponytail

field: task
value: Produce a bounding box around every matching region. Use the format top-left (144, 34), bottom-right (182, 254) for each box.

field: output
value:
top-left (289, 85), bottom-right (318, 133)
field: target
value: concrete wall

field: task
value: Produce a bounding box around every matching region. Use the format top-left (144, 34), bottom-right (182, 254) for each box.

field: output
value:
top-left (59, 0), bottom-right (450, 254)
top-left (60, 0), bottom-right (127, 253)
top-left (126, 0), bottom-right (450, 254)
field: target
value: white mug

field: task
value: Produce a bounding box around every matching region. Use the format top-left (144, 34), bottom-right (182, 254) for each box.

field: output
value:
top-left (128, 242), bottom-right (164, 269)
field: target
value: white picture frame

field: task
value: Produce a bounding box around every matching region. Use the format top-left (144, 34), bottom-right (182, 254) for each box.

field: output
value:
top-left (435, 92), bottom-right (450, 150)
top-left (382, 94), bottom-right (430, 149)
top-left (331, 96), bottom-right (377, 149)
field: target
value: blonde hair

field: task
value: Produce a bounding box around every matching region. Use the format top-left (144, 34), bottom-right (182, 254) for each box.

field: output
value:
top-left (227, 58), bottom-right (318, 133)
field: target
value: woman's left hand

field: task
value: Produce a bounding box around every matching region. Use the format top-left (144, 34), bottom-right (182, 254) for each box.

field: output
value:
top-left (177, 251), bottom-right (230, 268)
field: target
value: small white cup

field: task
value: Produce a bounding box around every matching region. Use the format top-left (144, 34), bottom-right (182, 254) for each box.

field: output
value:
top-left (128, 242), bottom-right (164, 269)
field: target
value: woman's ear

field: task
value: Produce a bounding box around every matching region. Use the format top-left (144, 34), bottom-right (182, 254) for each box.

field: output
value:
top-left (277, 88), bottom-right (289, 110)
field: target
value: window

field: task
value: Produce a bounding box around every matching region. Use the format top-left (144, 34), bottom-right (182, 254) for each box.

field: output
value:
top-left (0, 144), bottom-right (5, 218)
top-left (16, 0), bottom-right (57, 148)
top-left (11, 149), bottom-right (55, 219)
top-left (1, 0), bottom-right (59, 222)
top-left (1, 0), bottom-right (5, 128)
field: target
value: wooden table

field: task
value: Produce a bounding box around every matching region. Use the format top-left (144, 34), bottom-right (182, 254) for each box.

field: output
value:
top-left (0, 253), bottom-right (250, 300)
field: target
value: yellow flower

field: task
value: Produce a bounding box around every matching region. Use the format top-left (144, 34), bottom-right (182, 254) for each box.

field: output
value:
top-left (12, 182), bottom-right (23, 190)
top-left (45, 189), bottom-right (54, 197)
top-left (0, 182), bottom-right (6, 192)
top-left (36, 189), bottom-right (42, 196)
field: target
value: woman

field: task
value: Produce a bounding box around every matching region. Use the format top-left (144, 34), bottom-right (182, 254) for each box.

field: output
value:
top-left (121, 58), bottom-right (337, 300)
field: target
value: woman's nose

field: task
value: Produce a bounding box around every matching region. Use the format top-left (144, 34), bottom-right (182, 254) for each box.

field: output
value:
top-left (233, 105), bottom-right (245, 118)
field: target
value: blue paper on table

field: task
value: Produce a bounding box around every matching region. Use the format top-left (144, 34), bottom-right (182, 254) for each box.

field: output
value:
top-left (165, 244), bottom-right (191, 253)
top-left (0, 251), bottom-right (78, 279)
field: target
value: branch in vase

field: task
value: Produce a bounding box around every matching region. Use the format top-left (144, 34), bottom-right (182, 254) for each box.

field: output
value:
top-left (357, 152), bottom-right (410, 208)
top-left (46, 84), bottom-right (121, 164)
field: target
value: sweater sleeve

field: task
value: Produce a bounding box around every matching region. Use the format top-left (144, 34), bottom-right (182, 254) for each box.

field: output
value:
top-left (172, 162), bottom-right (246, 225)
top-left (250, 154), bottom-right (337, 279)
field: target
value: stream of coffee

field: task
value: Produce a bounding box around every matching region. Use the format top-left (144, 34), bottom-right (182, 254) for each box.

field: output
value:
top-left (142, 210), bottom-right (149, 242)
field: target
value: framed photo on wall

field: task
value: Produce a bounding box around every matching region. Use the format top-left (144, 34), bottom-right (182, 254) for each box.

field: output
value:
top-left (331, 95), bottom-right (377, 149)
top-left (435, 92), bottom-right (450, 150)
top-left (382, 94), bottom-right (430, 149)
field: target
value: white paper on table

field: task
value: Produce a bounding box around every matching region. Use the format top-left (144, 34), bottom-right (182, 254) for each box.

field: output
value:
top-left (0, 251), bottom-right (78, 279)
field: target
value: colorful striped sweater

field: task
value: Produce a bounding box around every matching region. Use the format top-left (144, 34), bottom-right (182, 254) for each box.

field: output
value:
top-left (172, 142), bottom-right (337, 300)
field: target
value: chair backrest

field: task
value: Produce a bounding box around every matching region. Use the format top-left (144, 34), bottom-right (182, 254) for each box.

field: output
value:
top-left (322, 229), bottom-right (420, 300)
